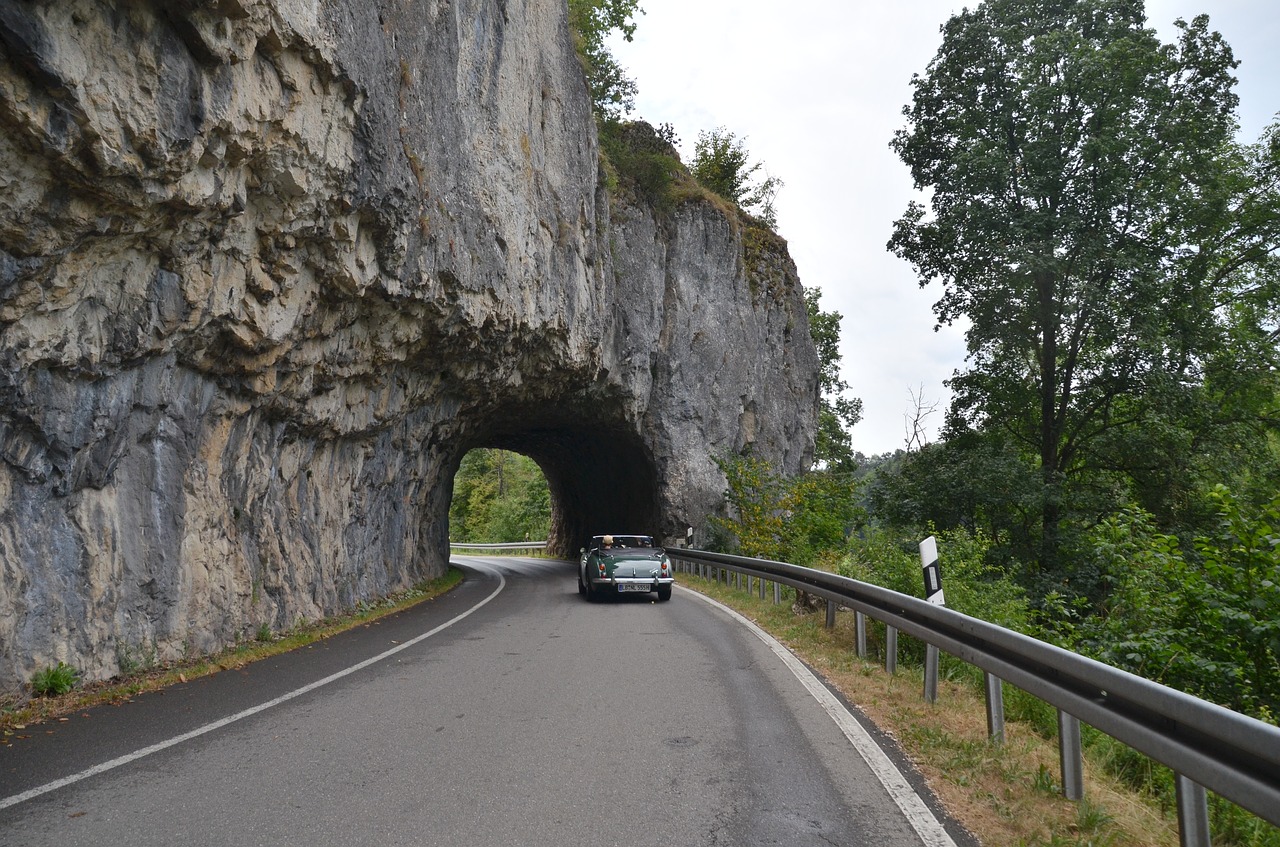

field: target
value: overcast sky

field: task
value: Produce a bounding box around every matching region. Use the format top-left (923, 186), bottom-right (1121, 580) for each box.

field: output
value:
top-left (608, 1), bottom-right (1279, 455)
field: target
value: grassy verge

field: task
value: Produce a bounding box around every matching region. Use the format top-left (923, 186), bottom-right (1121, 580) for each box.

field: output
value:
top-left (679, 572), bottom-right (1180, 847)
top-left (1, 568), bottom-right (464, 738)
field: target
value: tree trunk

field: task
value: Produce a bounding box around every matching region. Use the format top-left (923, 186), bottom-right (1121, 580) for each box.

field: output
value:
top-left (1036, 269), bottom-right (1063, 576)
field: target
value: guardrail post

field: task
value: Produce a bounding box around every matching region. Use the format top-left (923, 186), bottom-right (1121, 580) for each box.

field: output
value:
top-left (924, 643), bottom-right (939, 703)
top-left (825, 600), bottom-right (836, 629)
top-left (1058, 710), bottom-right (1084, 801)
top-left (773, 581), bottom-right (781, 605)
top-left (984, 672), bottom-right (1005, 743)
top-left (855, 611), bottom-right (867, 658)
top-left (1175, 774), bottom-right (1210, 847)
top-left (735, 571), bottom-right (741, 591)
top-left (885, 625), bottom-right (898, 674)
top-left (983, 675), bottom-right (1003, 742)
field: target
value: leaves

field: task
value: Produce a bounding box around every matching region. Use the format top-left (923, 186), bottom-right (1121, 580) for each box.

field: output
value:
top-left (1068, 495), bottom-right (1280, 717)
top-left (710, 454), bottom-right (862, 567)
top-left (690, 128), bottom-right (784, 227)
top-left (567, 0), bottom-right (642, 120)
top-left (806, 287), bottom-right (863, 472)
top-left (887, 0), bottom-right (1276, 574)
top-left (448, 449), bottom-right (551, 544)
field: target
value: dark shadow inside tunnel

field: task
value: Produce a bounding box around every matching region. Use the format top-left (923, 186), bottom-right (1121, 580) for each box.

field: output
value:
top-left (449, 424), bottom-right (662, 560)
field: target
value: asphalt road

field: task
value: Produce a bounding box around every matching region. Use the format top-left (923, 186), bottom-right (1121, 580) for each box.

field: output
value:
top-left (1, 557), bottom-right (967, 847)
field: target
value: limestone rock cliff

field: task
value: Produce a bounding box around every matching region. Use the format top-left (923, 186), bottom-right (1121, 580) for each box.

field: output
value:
top-left (0, 0), bottom-right (819, 691)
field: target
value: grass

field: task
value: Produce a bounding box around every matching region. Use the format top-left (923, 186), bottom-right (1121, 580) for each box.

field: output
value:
top-left (29, 662), bottom-right (79, 698)
top-left (0, 568), bottom-right (463, 737)
top-left (678, 570), bottom-right (1180, 847)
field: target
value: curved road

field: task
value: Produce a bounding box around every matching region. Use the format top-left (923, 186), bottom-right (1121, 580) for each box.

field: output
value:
top-left (1, 557), bottom-right (967, 847)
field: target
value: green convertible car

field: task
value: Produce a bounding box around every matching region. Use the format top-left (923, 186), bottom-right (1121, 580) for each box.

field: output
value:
top-left (578, 534), bottom-right (674, 602)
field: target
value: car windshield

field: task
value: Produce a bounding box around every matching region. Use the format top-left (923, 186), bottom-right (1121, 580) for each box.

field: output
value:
top-left (592, 535), bottom-right (654, 549)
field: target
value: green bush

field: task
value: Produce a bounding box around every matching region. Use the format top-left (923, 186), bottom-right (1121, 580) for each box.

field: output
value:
top-left (841, 526), bottom-right (1029, 630)
top-left (567, 0), bottom-right (641, 120)
top-left (710, 453), bottom-right (862, 567)
top-left (837, 526), bottom-right (1028, 670)
top-left (598, 120), bottom-right (682, 212)
top-left (689, 127), bottom-right (783, 227)
top-left (1070, 494), bottom-right (1280, 719)
top-left (31, 661), bottom-right (79, 697)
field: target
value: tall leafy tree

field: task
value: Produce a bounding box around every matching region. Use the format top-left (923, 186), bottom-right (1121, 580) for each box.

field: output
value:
top-left (567, 0), bottom-right (642, 120)
top-left (889, 0), bottom-right (1249, 574)
top-left (805, 287), bottom-right (863, 472)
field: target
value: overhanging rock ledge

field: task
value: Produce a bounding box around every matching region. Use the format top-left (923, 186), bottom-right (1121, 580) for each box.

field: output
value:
top-left (0, 0), bottom-right (819, 690)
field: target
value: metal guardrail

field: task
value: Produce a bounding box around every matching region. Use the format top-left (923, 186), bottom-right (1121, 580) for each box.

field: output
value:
top-left (449, 541), bottom-right (548, 555)
top-left (667, 547), bottom-right (1280, 846)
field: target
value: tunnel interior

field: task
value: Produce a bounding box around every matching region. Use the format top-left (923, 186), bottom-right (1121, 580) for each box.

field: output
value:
top-left (456, 420), bottom-right (662, 559)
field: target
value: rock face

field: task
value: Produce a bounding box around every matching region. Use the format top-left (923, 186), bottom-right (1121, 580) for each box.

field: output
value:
top-left (0, 0), bottom-right (819, 691)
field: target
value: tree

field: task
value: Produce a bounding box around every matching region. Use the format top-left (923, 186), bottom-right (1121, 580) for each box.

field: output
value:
top-left (449, 449), bottom-right (551, 543)
top-left (888, 0), bottom-right (1254, 574)
top-left (567, 0), bottom-right (642, 120)
top-left (805, 287), bottom-right (863, 472)
top-left (690, 128), bottom-right (783, 227)
top-left (710, 454), bottom-right (861, 569)
top-left (866, 431), bottom-right (1042, 565)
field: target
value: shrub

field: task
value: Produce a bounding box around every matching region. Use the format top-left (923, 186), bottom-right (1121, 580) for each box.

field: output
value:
top-left (842, 526), bottom-right (1029, 630)
top-left (597, 120), bottom-right (682, 212)
top-left (690, 127), bottom-right (783, 226)
top-left (31, 661), bottom-right (79, 697)
top-left (1070, 494), bottom-right (1280, 719)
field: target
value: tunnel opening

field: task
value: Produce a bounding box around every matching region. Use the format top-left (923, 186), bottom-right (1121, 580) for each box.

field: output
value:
top-left (448, 421), bottom-right (663, 560)
top-left (448, 448), bottom-right (552, 544)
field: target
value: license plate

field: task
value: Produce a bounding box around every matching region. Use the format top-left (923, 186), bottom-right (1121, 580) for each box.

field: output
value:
top-left (618, 583), bottom-right (651, 593)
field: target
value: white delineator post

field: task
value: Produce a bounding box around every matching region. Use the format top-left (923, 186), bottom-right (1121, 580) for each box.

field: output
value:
top-left (920, 536), bottom-right (944, 703)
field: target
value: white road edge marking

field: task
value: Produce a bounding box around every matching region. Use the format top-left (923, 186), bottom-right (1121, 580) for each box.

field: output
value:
top-left (0, 562), bottom-right (507, 811)
top-left (680, 586), bottom-right (958, 847)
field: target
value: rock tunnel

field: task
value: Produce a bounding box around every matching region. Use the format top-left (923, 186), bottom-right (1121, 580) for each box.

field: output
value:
top-left (0, 0), bottom-right (819, 690)
top-left (459, 420), bottom-right (662, 560)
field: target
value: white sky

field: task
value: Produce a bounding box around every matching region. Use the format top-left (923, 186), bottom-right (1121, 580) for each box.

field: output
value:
top-left (608, 1), bottom-right (1280, 455)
